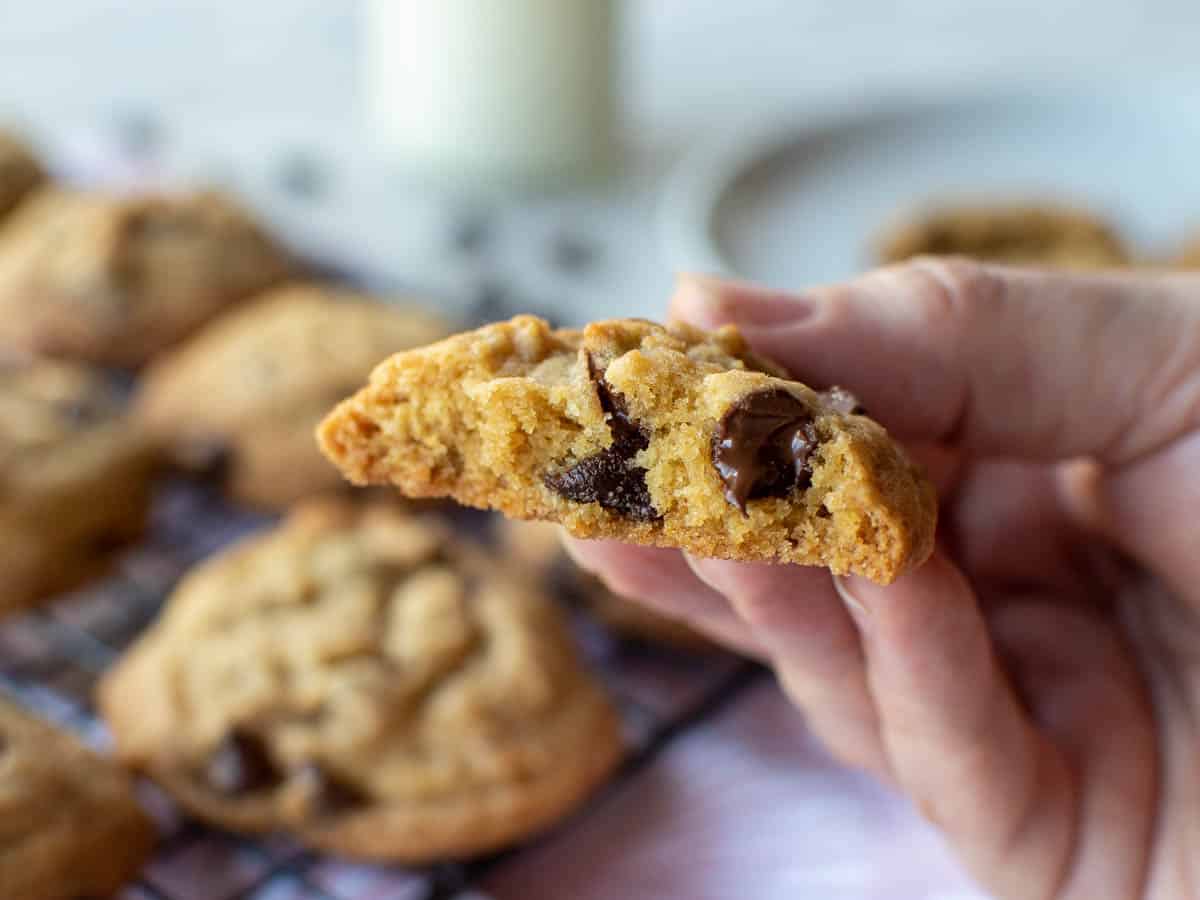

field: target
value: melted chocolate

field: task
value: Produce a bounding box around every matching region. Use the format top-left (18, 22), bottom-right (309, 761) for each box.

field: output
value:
top-left (711, 388), bottom-right (819, 513)
top-left (544, 355), bottom-right (659, 521)
top-left (204, 729), bottom-right (282, 795)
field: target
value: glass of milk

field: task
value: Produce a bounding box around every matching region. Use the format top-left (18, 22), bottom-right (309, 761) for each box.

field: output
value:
top-left (364, 0), bottom-right (618, 191)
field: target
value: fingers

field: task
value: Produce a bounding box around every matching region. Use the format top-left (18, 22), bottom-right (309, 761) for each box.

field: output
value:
top-left (686, 556), bottom-right (889, 777)
top-left (989, 601), bottom-right (1157, 900)
top-left (672, 265), bottom-right (1200, 465)
top-left (838, 551), bottom-right (1076, 899)
top-left (562, 538), bottom-right (763, 657)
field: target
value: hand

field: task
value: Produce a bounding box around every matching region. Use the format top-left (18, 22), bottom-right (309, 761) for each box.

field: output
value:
top-left (566, 260), bottom-right (1200, 900)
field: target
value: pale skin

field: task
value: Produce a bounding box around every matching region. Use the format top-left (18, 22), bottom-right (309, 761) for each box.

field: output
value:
top-left (566, 259), bottom-right (1200, 900)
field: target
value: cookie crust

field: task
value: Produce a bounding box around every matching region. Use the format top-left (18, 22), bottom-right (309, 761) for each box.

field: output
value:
top-left (318, 316), bottom-right (936, 584)
top-left (99, 499), bottom-right (623, 863)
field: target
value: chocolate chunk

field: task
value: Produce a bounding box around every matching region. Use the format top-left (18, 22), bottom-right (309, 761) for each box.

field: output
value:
top-left (818, 386), bottom-right (865, 416)
top-left (294, 761), bottom-right (369, 817)
top-left (545, 355), bottom-right (659, 521)
top-left (204, 729), bottom-right (281, 795)
top-left (711, 388), bottom-right (819, 513)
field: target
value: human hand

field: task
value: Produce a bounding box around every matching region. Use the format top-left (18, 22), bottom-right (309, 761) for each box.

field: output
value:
top-left (567, 260), bottom-right (1200, 899)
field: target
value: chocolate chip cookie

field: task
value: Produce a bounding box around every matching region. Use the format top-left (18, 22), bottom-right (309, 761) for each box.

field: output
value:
top-left (318, 316), bottom-right (936, 585)
top-left (875, 203), bottom-right (1129, 268)
top-left (501, 519), bottom-right (714, 651)
top-left (0, 696), bottom-right (155, 900)
top-left (0, 356), bottom-right (156, 617)
top-left (98, 499), bottom-right (623, 862)
top-left (137, 283), bottom-right (450, 509)
top-left (0, 131), bottom-right (44, 221)
top-left (1174, 235), bottom-right (1200, 268)
top-left (0, 187), bottom-right (292, 366)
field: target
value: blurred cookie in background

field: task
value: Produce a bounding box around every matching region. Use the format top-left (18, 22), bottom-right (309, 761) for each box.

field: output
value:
top-left (500, 518), bottom-right (716, 652)
top-left (0, 187), bottom-right (292, 366)
top-left (0, 356), bottom-right (156, 618)
top-left (136, 283), bottom-right (451, 510)
top-left (1172, 233), bottom-right (1200, 268)
top-left (875, 202), bottom-right (1130, 269)
top-left (98, 499), bottom-right (623, 863)
top-left (0, 696), bottom-right (156, 900)
top-left (0, 130), bottom-right (44, 222)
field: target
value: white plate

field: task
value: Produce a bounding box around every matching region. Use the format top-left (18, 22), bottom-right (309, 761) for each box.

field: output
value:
top-left (660, 82), bottom-right (1200, 287)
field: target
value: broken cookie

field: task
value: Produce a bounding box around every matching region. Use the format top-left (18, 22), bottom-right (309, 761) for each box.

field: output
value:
top-left (318, 316), bottom-right (936, 585)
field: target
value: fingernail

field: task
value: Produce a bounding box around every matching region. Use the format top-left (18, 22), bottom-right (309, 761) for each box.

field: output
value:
top-left (673, 273), bottom-right (815, 329)
top-left (833, 575), bottom-right (873, 632)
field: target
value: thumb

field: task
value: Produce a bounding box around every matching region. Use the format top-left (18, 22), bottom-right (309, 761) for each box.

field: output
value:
top-left (672, 262), bottom-right (1200, 465)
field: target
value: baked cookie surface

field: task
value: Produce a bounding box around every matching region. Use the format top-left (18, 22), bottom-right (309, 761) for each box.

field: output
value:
top-left (98, 499), bottom-right (622, 863)
top-left (876, 203), bottom-right (1129, 268)
top-left (0, 356), bottom-right (155, 616)
top-left (0, 187), bottom-right (292, 366)
top-left (0, 131), bottom-right (43, 221)
top-left (0, 696), bottom-right (155, 900)
top-left (319, 317), bottom-right (936, 584)
top-left (137, 283), bottom-right (450, 509)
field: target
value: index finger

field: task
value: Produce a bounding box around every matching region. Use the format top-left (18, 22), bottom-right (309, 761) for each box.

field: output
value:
top-left (672, 262), bottom-right (1200, 466)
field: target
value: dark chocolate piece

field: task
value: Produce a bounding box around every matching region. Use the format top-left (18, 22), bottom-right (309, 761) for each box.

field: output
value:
top-left (294, 762), bottom-right (369, 818)
top-left (711, 388), bottom-right (819, 513)
top-left (204, 729), bottom-right (282, 795)
top-left (545, 355), bottom-right (659, 521)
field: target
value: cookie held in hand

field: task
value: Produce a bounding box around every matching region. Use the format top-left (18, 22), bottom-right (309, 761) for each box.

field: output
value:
top-left (98, 499), bottom-right (622, 863)
top-left (318, 316), bottom-right (936, 585)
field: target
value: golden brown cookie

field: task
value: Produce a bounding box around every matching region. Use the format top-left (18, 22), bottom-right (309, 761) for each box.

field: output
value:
top-left (136, 283), bottom-right (450, 509)
top-left (0, 187), bottom-right (292, 366)
top-left (0, 696), bottom-right (155, 900)
top-left (98, 499), bottom-right (623, 863)
top-left (500, 518), bottom-right (714, 651)
top-left (875, 203), bottom-right (1129, 268)
top-left (1172, 235), bottom-right (1200, 268)
top-left (0, 131), bottom-right (44, 221)
top-left (318, 316), bottom-right (936, 585)
top-left (0, 356), bottom-right (156, 617)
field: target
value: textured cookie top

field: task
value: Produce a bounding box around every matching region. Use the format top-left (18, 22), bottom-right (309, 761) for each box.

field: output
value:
top-left (0, 131), bottom-right (44, 220)
top-left (0, 356), bottom-right (147, 495)
top-left (138, 283), bottom-right (450, 440)
top-left (0, 187), bottom-right (292, 365)
top-left (875, 203), bottom-right (1129, 268)
top-left (319, 316), bottom-right (936, 584)
top-left (98, 499), bottom-right (621, 862)
top-left (0, 697), bottom-right (155, 900)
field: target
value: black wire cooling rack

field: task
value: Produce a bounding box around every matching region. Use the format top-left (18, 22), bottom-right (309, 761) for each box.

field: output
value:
top-left (0, 479), bottom-right (764, 900)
